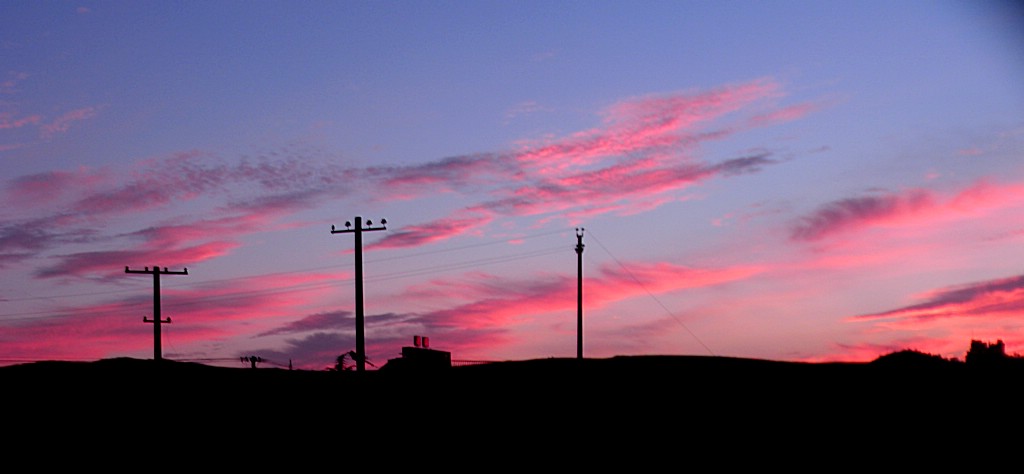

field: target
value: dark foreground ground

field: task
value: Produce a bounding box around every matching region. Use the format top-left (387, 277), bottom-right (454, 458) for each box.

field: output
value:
top-left (4, 353), bottom-right (1021, 412)
top-left (3, 353), bottom-right (1021, 458)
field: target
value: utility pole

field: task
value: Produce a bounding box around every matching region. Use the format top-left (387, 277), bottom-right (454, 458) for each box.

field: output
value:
top-left (125, 265), bottom-right (188, 361)
top-left (331, 216), bottom-right (387, 372)
top-left (576, 227), bottom-right (585, 359)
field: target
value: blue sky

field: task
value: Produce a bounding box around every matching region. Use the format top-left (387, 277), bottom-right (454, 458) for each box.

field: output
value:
top-left (2, 1), bottom-right (1022, 369)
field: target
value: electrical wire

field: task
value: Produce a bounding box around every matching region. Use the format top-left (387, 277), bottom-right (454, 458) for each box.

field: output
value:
top-left (0, 235), bottom-right (569, 321)
top-left (581, 230), bottom-right (716, 356)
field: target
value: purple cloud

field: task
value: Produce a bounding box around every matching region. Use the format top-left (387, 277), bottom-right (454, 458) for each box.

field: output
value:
top-left (367, 213), bottom-right (493, 250)
top-left (0, 112), bottom-right (41, 129)
top-left (259, 310), bottom-right (353, 337)
top-left (854, 274), bottom-right (1024, 322)
top-left (40, 106), bottom-right (101, 138)
top-left (34, 241), bottom-right (238, 279)
top-left (790, 189), bottom-right (934, 241)
top-left (368, 153), bottom-right (510, 190)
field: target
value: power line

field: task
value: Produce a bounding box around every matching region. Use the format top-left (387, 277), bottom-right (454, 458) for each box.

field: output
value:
top-left (0, 236), bottom-right (567, 322)
top-left (585, 230), bottom-right (716, 357)
top-left (0, 229), bottom-right (565, 303)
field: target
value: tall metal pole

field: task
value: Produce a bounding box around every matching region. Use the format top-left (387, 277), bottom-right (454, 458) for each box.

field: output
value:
top-left (576, 228), bottom-right (585, 359)
top-left (125, 265), bottom-right (188, 361)
top-left (331, 216), bottom-right (387, 372)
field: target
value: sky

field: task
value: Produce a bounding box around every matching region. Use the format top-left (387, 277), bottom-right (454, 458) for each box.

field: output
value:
top-left (1, 1), bottom-right (1023, 370)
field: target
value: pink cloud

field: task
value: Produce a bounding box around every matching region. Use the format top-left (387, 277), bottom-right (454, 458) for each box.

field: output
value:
top-left (473, 153), bottom-right (774, 221)
top-left (0, 72), bottom-right (29, 94)
top-left (127, 213), bottom-right (275, 250)
top-left (158, 272), bottom-right (346, 326)
top-left (44, 151), bottom-right (361, 221)
top-left (359, 81), bottom-right (796, 238)
top-left (790, 189), bottom-right (936, 241)
top-left (815, 339), bottom-right (939, 363)
top-left (410, 260), bottom-right (763, 331)
top-left (748, 102), bottom-right (820, 126)
top-left (5, 169), bottom-right (104, 207)
top-left (40, 106), bottom-right (101, 138)
top-left (946, 178), bottom-right (1024, 212)
top-left (30, 211), bottom-right (289, 279)
top-left (259, 310), bottom-right (353, 336)
top-left (370, 154), bottom-right (508, 191)
top-left (0, 271), bottom-right (351, 363)
top-left (1, 151), bottom-right (362, 277)
top-left (0, 112), bottom-right (42, 129)
top-left (852, 274), bottom-right (1024, 322)
top-left (957, 147), bottom-right (984, 157)
top-left (0, 308), bottom-right (150, 361)
top-left (35, 241), bottom-right (238, 279)
top-left (367, 212), bottom-right (493, 250)
top-left (374, 259), bottom-right (763, 361)
top-left (791, 179), bottom-right (1024, 242)
top-left (504, 100), bottom-right (551, 123)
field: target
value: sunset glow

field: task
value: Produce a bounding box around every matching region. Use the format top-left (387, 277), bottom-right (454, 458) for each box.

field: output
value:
top-left (1, 1), bottom-right (1022, 369)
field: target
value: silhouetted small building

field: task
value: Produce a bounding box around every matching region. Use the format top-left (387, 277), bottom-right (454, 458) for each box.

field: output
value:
top-left (380, 335), bottom-right (451, 372)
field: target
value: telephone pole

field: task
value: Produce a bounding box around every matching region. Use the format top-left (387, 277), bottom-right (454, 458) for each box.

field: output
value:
top-left (125, 265), bottom-right (188, 361)
top-left (331, 216), bottom-right (387, 372)
top-left (576, 227), bottom-right (585, 359)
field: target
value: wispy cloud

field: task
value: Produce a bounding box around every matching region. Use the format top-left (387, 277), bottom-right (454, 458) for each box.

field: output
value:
top-left (258, 310), bottom-right (352, 337)
top-left (40, 106), bottom-right (102, 138)
top-left (790, 189), bottom-right (935, 241)
top-left (790, 179), bottom-right (1024, 242)
top-left (367, 212), bottom-right (493, 250)
top-left (35, 241), bottom-right (239, 279)
top-left (504, 100), bottom-right (552, 123)
top-left (406, 260), bottom-right (763, 349)
top-left (1, 270), bottom-right (349, 361)
top-left (0, 72), bottom-right (29, 94)
top-left (3, 79), bottom-right (813, 281)
top-left (852, 274), bottom-right (1024, 322)
top-left (0, 112), bottom-right (42, 129)
top-left (366, 153), bottom-right (509, 194)
top-left (748, 101), bottom-right (820, 126)
top-left (363, 79), bottom-right (798, 247)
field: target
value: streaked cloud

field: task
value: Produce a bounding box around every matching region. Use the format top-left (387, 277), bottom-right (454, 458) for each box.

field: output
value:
top-left (259, 310), bottom-right (352, 337)
top-left (40, 106), bottom-right (102, 138)
top-left (0, 72), bottom-right (29, 94)
top-left (790, 179), bottom-right (1024, 242)
top-left (790, 189), bottom-right (935, 241)
top-left (367, 212), bottom-right (493, 250)
top-left (0, 112), bottom-right (41, 130)
top-left (853, 274), bottom-right (1024, 322)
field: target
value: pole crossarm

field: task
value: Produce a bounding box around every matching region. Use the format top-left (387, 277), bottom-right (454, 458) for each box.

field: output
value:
top-left (331, 216), bottom-right (387, 372)
top-left (125, 265), bottom-right (188, 361)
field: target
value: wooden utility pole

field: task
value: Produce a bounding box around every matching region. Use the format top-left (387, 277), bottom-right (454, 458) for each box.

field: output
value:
top-left (576, 227), bottom-right (585, 359)
top-left (331, 216), bottom-right (387, 372)
top-left (125, 265), bottom-right (188, 361)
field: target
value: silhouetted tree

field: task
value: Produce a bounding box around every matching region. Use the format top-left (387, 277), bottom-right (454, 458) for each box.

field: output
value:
top-left (332, 350), bottom-right (375, 371)
top-left (966, 339), bottom-right (1008, 366)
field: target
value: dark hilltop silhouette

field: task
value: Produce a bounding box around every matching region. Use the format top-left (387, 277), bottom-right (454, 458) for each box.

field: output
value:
top-left (3, 339), bottom-right (1020, 425)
